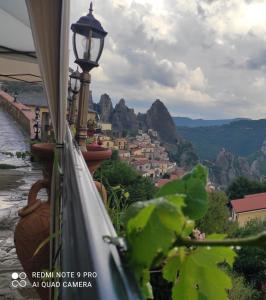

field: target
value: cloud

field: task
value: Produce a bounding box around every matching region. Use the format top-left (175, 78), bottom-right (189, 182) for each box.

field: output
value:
top-left (246, 50), bottom-right (266, 70)
top-left (71, 0), bottom-right (266, 119)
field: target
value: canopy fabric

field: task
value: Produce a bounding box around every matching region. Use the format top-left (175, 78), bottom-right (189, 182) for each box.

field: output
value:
top-left (25, 0), bottom-right (69, 143)
top-left (0, 57), bottom-right (41, 83)
top-left (0, 1), bottom-right (41, 82)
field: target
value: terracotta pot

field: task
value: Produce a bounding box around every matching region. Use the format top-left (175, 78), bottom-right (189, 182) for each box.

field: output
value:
top-left (84, 144), bottom-right (112, 174)
top-left (31, 143), bottom-right (111, 174)
top-left (31, 143), bottom-right (54, 179)
top-left (14, 179), bottom-right (51, 300)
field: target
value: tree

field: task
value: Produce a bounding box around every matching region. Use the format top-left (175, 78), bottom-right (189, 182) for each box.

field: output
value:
top-left (94, 159), bottom-right (156, 205)
top-left (111, 149), bottom-right (119, 161)
top-left (231, 219), bottom-right (266, 292)
top-left (196, 191), bottom-right (237, 235)
top-left (228, 274), bottom-right (262, 300)
top-left (226, 176), bottom-right (266, 200)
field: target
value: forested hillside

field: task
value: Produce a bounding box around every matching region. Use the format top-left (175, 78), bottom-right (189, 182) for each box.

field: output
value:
top-left (176, 119), bottom-right (266, 160)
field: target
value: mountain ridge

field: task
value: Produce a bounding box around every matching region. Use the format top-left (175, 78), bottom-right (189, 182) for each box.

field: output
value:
top-left (176, 119), bottom-right (266, 160)
top-left (173, 116), bottom-right (250, 127)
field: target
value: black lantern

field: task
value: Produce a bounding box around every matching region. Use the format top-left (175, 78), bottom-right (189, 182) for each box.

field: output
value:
top-left (69, 68), bottom-right (81, 94)
top-left (13, 91), bottom-right (18, 102)
top-left (33, 122), bottom-right (40, 140)
top-left (71, 2), bottom-right (107, 71)
top-left (35, 106), bottom-right (40, 120)
top-left (68, 82), bottom-right (73, 100)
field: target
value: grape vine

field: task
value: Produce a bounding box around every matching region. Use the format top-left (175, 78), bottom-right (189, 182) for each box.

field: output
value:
top-left (123, 165), bottom-right (266, 299)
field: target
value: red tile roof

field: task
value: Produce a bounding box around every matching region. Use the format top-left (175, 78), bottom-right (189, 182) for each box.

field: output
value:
top-left (156, 179), bottom-right (170, 187)
top-left (231, 193), bottom-right (266, 213)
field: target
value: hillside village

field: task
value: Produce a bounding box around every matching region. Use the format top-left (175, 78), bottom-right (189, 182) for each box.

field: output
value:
top-left (100, 129), bottom-right (181, 182)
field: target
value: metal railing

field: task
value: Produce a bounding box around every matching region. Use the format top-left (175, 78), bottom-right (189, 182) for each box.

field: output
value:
top-left (60, 126), bottom-right (143, 299)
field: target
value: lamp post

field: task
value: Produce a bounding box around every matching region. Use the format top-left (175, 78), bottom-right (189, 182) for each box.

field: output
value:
top-left (69, 67), bottom-right (81, 125)
top-left (13, 91), bottom-right (18, 103)
top-left (71, 2), bottom-right (107, 151)
top-left (67, 83), bottom-right (73, 122)
top-left (33, 106), bottom-right (41, 140)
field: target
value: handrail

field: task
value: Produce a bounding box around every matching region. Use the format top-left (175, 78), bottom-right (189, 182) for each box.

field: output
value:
top-left (60, 126), bottom-right (143, 300)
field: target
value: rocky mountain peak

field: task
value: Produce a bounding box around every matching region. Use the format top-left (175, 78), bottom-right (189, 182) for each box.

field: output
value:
top-left (146, 99), bottom-right (178, 144)
top-left (98, 93), bottom-right (113, 122)
top-left (117, 98), bottom-right (126, 107)
top-left (153, 98), bottom-right (165, 107)
top-left (95, 95), bottom-right (198, 169)
top-left (210, 148), bottom-right (252, 187)
top-left (112, 98), bottom-right (138, 134)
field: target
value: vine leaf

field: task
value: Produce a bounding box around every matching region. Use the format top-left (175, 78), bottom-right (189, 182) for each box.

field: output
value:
top-left (155, 164), bottom-right (208, 220)
top-left (163, 247), bottom-right (184, 282)
top-left (125, 196), bottom-right (186, 271)
top-left (163, 235), bottom-right (236, 300)
top-left (141, 269), bottom-right (154, 299)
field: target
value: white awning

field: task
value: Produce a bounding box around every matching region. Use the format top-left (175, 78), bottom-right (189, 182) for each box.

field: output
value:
top-left (0, 1), bottom-right (41, 83)
top-left (0, 0), bottom-right (70, 143)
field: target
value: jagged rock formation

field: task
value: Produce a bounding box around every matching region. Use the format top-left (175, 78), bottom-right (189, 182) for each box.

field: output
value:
top-left (206, 146), bottom-right (266, 188)
top-left (144, 99), bottom-right (178, 144)
top-left (137, 113), bottom-right (148, 132)
top-left (98, 94), bottom-right (113, 122)
top-left (142, 100), bottom-right (198, 168)
top-left (111, 99), bottom-right (139, 134)
top-left (248, 139), bottom-right (266, 179)
top-left (96, 94), bottom-right (198, 169)
top-left (210, 149), bottom-right (251, 187)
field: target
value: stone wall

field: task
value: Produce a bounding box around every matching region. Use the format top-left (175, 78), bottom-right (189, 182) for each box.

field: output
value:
top-left (0, 91), bottom-right (35, 138)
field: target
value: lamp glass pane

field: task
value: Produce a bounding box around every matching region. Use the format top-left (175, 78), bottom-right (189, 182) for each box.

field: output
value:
top-left (70, 77), bottom-right (80, 93)
top-left (90, 36), bottom-right (101, 62)
top-left (74, 32), bottom-right (102, 63)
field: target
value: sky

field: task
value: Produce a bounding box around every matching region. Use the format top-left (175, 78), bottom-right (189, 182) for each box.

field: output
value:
top-left (70, 0), bottom-right (266, 119)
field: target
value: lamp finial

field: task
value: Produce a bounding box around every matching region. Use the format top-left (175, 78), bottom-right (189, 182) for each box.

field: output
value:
top-left (89, 2), bottom-right (93, 14)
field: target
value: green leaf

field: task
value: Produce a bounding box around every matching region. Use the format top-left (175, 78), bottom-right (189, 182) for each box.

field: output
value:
top-left (163, 247), bottom-right (183, 282)
top-left (155, 164), bottom-right (208, 220)
top-left (125, 197), bottom-right (186, 270)
top-left (127, 204), bottom-right (156, 233)
top-left (141, 269), bottom-right (154, 299)
top-left (170, 246), bottom-right (236, 300)
top-left (181, 219), bottom-right (195, 237)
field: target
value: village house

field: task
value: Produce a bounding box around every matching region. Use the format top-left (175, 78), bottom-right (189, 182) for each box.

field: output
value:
top-left (148, 129), bottom-right (158, 137)
top-left (155, 168), bottom-right (186, 187)
top-left (131, 147), bottom-right (143, 156)
top-left (114, 138), bottom-right (128, 150)
top-left (133, 160), bottom-right (151, 173)
top-left (231, 192), bottom-right (266, 226)
top-left (119, 150), bottom-right (131, 160)
top-left (100, 136), bottom-right (115, 149)
top-left (99, 122), bottom-right (112, 133)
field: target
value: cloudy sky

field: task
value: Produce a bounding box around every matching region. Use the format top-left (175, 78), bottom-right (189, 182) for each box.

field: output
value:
top-left (70, 0), bottom-right (266, 119)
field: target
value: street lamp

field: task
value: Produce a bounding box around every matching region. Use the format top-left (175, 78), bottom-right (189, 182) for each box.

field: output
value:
top-left (35, 106), bottom-right (40, 119)
top-left (33, 106), bottom-right (41, 140)
top-left (13, 91), bottom-right (18, 103)
top-left (70, 67), bottom-right (81, 93)
top-left (69, 67), bottom-right (81, 125)
top-left (71, 2), bottom-right (107, 151)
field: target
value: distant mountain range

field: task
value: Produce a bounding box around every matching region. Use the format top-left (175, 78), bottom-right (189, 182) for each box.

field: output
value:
top-left (176, 119), bottom-right (266, 160)
top-left (173, 116), bottom-right (249, 127)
